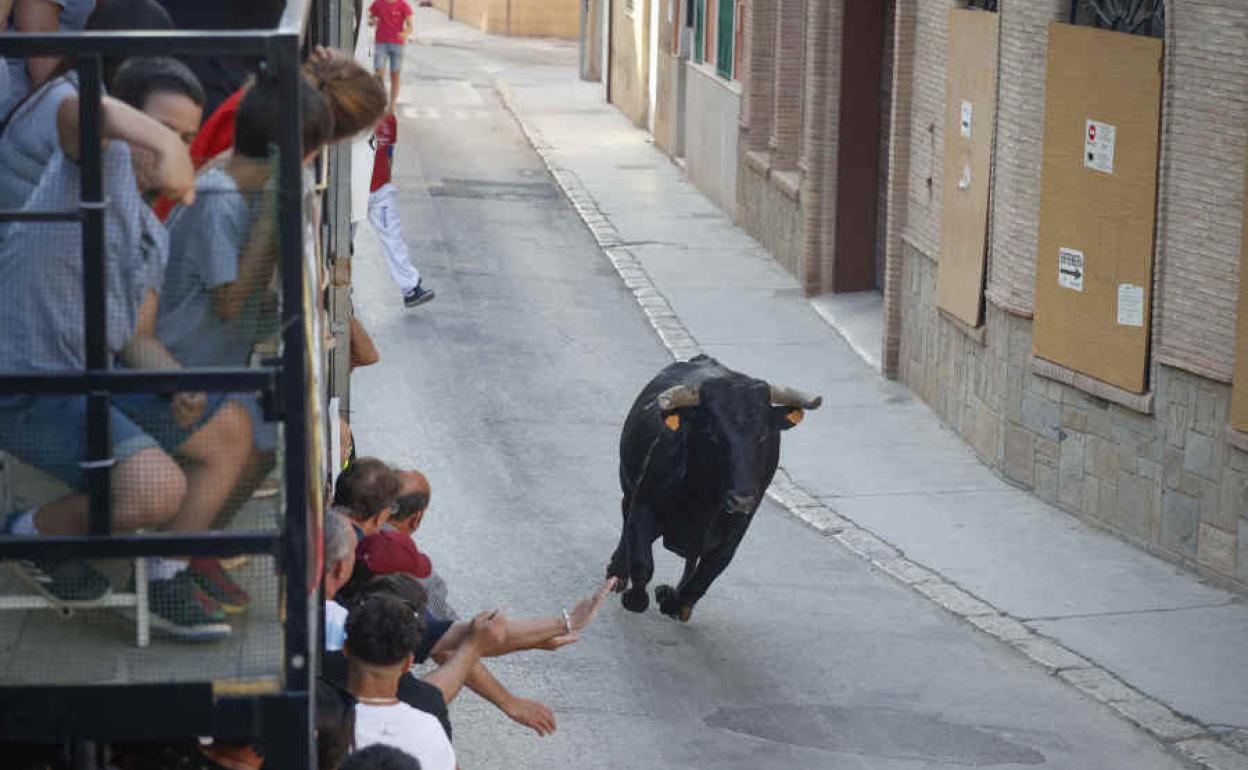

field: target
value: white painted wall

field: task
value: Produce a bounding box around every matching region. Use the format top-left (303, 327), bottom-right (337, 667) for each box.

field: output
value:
top-left (683, 61), bottom-right (740, 218)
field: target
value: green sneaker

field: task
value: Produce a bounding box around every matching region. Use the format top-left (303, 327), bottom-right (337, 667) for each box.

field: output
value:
top-left (147, 570), bottom-right (232, 641)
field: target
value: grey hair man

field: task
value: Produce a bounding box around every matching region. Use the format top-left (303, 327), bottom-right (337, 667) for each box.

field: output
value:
top-left (324, 507), bottom-right (359, 650)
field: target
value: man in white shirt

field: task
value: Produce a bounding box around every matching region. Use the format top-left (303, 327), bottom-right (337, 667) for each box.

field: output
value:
top-left (344, 592), bottom-right (506, 770)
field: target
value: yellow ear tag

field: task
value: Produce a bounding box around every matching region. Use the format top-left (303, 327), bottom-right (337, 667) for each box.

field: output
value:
top-left (664, 414), bottom-right (681, 431)
top-left (786, 410), bottom-right (804, 426)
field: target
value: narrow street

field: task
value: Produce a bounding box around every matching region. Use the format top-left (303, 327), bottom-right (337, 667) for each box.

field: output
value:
top-left (348, 14), bottom-right (1193, 770)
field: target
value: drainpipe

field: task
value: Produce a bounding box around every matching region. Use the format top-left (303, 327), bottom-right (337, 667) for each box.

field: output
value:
top-left (799, 0), bottom-right (834, 295)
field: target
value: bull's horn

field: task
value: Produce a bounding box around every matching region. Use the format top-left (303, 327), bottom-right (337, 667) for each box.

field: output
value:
top-left (657, 384), bottom-right (700, 411)
top-left (770, 384), bottom-right (823, 410)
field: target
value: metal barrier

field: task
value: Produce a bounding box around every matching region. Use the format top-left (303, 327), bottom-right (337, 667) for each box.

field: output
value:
top-left (0, 1), bottom-right (322, 766)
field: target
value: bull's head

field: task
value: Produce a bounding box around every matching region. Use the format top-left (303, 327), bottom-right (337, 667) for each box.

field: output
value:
top-left (656, 378), bottom-right (822, 515)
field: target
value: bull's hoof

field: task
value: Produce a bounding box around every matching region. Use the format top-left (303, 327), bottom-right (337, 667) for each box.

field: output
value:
top-left (621, 587), bottom-right (649, 613)
top-left (655, 585), bottom-right (693, 623)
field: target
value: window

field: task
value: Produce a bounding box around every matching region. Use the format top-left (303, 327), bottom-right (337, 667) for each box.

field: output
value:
top-left (1068, 0), bottom-right (1163, 37)
top-left (715, 0), bottom-right (734, 78)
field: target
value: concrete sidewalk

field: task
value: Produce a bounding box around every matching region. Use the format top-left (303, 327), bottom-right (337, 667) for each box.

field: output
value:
top-left (413, 11), bottom-right (1248, 768)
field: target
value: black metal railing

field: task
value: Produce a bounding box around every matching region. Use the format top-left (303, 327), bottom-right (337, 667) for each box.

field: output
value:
top-left (1069, 0), bottom-right (1164, 37)
top-left (0, 1), bottom-right (320, 766)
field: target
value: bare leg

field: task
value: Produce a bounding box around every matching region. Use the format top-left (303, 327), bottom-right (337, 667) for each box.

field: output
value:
top-left (390, 68), bottom-right (401, 108)
top-left (32, 447), bottom-right (186, 536)
top-left (166, 401), bottom-right (252, 535)
top-left (210, 447), bottom-right (278, 531)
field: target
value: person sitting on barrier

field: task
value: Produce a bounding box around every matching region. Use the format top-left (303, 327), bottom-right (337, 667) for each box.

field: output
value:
top-left (343, 592), bottom-right (487, 770)
top-left (330, 459), bottom-right (616, 737)
top-left (155, 72), bottom-right (335, 614)
top-left (0, 0), bottom-right (179, 216)
top-left (323, 510), bottom-right (456, 740)
top-left (356, 469), bottom-right (451, 620)
top-left (0, 57), bottom-right (252, 641)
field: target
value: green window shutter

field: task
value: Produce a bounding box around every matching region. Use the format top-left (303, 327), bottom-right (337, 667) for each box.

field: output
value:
top-left (715, 0), bottom-right (733, 78)
top-left (694, 0), bottom-right (705, 62)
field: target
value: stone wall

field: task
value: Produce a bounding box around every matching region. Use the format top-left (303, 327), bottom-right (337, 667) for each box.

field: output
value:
top-left (900, 243), bottom-right (1248, 590)
top-left (737, 160), bottom-right (803, 276)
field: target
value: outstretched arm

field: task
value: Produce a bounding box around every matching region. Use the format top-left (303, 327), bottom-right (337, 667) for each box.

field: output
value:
top-left (462, 662), bottom-right (556, 737)
top-left (429, 578), bottom-right (616, 658)
top-left (423, 610), bottom-right (504, 704)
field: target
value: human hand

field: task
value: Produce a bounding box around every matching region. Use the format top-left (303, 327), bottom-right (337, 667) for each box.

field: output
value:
top-left (567, 577), bottom-right (616, 633)
top-left (132, 135), bottom-right (195, 206)
top-left (171, 392), bottom-right (206, 429)
top-left (503, 697), bottom-right (556, 737)
top-left (468, 609), bottom-right (508, 656)
top-left (311, 45), bottom-right (344, 65)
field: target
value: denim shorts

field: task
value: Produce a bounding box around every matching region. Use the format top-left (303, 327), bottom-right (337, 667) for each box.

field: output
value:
top-left (374, 42), bottom-right (404, 72)
top-left (0, 395), bottom-right (159, 490)
top-left (112, 392), bottom-right (228, 453)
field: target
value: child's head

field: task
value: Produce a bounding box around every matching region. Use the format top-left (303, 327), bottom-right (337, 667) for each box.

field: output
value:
top-left (303, 56), bottom-right (388, 142)
top-left (234, 74), bottom-right (336, 163)
top-left (111, 57), bottom-right (205, 146)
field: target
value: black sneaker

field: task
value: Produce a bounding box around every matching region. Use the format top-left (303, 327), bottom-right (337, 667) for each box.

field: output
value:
top-left (403, 284), bottom-right (435, 308)
top-left (147, 570), bottom-right (232, 641)
top-left (12, 558), bottom-right (111, 604)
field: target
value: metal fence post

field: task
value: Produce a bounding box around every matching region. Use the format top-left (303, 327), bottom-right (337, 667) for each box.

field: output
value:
top-left (78, 55), bottom-right (111, 537)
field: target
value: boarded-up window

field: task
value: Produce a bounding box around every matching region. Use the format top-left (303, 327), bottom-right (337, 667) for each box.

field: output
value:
top-left (1031, 23), bottom-right (1163, 394)
top-left (935, 8), bottom-right (999, 328)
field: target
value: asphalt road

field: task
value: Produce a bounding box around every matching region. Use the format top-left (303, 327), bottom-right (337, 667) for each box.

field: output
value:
top-left (347, 26), bottom-right (1189, 770)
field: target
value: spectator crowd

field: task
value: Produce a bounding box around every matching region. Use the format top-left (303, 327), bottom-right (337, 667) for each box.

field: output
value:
top-left (0, 1), bottom-right (601, 767)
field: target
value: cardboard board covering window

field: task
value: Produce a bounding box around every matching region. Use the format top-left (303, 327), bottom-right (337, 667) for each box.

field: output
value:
top-left (936, 8), bottom-right (999, 327)
top-left (1032, 23), bottom-right (1162, 395)
top-left (1231, 156), bottom-right (1248, 433)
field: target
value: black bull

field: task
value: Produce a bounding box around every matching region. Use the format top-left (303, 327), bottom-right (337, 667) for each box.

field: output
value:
top-left (606, 355), bottom-right (821, 622)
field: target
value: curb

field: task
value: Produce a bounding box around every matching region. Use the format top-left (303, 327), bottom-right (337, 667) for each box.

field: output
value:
top-left (493, 80), bottom-right (1248, 770)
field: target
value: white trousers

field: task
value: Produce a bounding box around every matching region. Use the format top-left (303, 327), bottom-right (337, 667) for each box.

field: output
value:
top-left (367, 183), bottom-right (421, 294)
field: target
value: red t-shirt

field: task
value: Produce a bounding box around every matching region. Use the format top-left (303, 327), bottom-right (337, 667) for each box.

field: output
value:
top-left (370, 0), bottom-right (413, 45)
top-left (370, 113), bottom-right (397, 192)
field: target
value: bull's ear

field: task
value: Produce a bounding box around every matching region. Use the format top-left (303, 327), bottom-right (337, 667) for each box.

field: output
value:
top-left (771, 405), bottom-right (804, 431)
top-left (663, 413), bottom-right (682, 432)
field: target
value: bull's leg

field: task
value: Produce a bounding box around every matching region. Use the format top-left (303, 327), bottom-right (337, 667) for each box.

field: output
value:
top-left (619, 502), bottom-right (658, 613)
top-left (666, 536), bottom-right (744, 622)
top-left (655, 557), bottom-right (698, 621)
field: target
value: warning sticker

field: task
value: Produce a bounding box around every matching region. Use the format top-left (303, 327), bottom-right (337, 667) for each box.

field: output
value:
top-left (1058, 247), bottom-right (1084, 291)
top-left (1084, 119), bottom-right (1116, 174)
top-left (1117, 284), bottom-right (1145, 327)
top-left (960, 101), bottom-right (973, 139)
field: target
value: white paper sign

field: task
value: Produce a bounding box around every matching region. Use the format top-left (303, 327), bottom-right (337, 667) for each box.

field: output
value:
top-left (1085, 119), bottom-right (1116, 174)
top-left (1117, 284), bottom-right (1145, 327)
top-left (1058, 247), bottom-right (1085, 291)
top-left (960, 101), bottom-right (973, 138)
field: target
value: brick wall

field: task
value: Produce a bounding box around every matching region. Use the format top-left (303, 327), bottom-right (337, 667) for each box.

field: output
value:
top-left (899, 1), bottom-right (955, 262)
top-left (894, 2), bottom-right (1248, 588)
top-left (1152, 1), bottom-right (1248, 383)
top-left (982, 0), bottom-right (1065, 315)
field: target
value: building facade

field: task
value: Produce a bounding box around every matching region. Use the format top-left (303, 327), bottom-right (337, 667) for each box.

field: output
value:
top-left (433, 0), bottom-right (581, 38)
top-left (589, 0), bottom-right (1248, 591)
